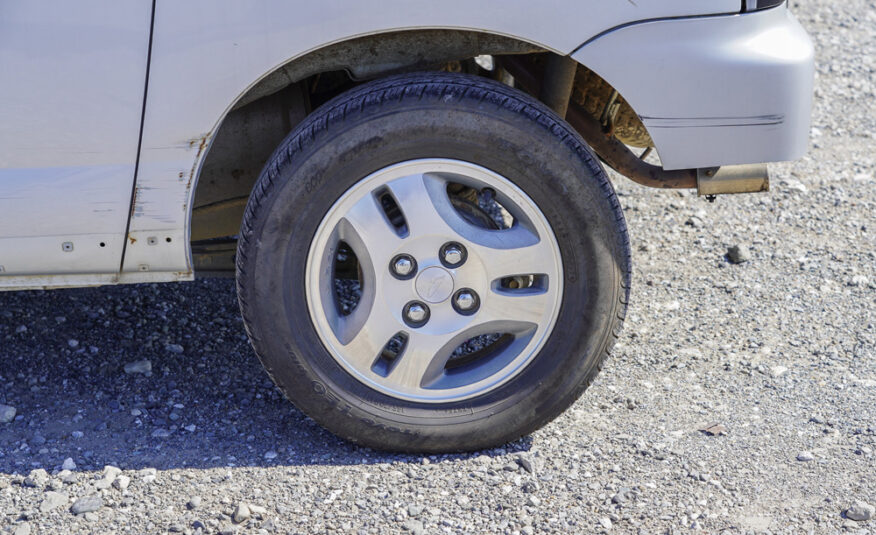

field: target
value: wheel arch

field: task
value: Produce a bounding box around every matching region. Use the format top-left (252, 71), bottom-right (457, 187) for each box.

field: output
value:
top-left (187, 29), bottom-right (567, 274)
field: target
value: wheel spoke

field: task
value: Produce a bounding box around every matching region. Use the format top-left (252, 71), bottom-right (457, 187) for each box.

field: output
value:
top-left (342, 192), bottom-right (405, 263)
top-left (387, 331), bottom-right (453, 389)
top-left (340, 299), bottom-right (399, 370)
top-left (471, 232), bottom-right (558, 283)
top-left (384, 173), bottom-right (461, 239)
top-left (479, 289), bottom-right (552, 327)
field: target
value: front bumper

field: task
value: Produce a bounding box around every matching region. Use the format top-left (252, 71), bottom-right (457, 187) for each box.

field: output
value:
top-left (573, 5), bottom-right (814, 170)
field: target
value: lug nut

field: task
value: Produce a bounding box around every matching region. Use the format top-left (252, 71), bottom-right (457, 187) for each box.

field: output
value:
top-left (390, 254), bottom-right (417, 279)
top-left (403, 301), bottom-right (430, 327)
top-left (452, 288), bottom-right (480, 315)
top-left (454, 290), bottom-right (476, 311)
top-left (440, 242), bottom-right (467, 268)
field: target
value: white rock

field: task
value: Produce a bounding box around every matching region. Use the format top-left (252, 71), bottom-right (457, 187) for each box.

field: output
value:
top-left (796, 451), bottom-right (815, 462)
top-left (123, 360), bottom-right (152, 375)
top-left (23, 469), bottom-right (49, 488)
top-left (248, 504), bottom-right (267, 516)
top-left (770, 366), bottom-right (789, 378)
top-left (61, 458), bottom-right (76, 471)
top-left (40, 491), bottom-right (68, 513)
top-left (113, 475), bottom-right (130, 491)
top-left (0, 404), bottom-right (16, 423)
top-left (232, 503), bottom-right (251, 523)
top-left (102, 466), bottom-right (122, 481)
top-left (781, 178), bottom-right (808, 193)
top-left (140, 468), bottom-right (157, 484)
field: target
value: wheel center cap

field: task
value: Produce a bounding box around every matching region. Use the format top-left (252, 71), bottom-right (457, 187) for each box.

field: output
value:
top-left (415, 266), bottom-right (454, 303)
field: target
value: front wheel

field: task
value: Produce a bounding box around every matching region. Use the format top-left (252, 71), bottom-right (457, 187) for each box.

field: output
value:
top-left (236, 72), bottom-right (630, 452)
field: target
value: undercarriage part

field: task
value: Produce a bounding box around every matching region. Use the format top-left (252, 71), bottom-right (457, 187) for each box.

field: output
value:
top-left (191, 238), bottom-right (237, 275)
top-left (697, 164), bottom-right (770, 196)
top-left (500, 55), bottom-right (696, 189)
top-left (539, 54), bottom-right (577, 118)
top-left (572, 67), bottom-right (653, 148)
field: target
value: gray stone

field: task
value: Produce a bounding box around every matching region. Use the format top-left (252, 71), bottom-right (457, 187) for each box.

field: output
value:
top-left (611, 488), bottom-right (631, 504)
top-left (407, 504), bottom-right (424, 517)
top-left (515, 454), bottom-right (534, 474)
top-left (401, 519), bottom-right (424, 535)
top-left (727, 245), bottom-right (751, 264)
top-left (188, 496), bottom-right (202, 510)
top-left (71, 495), bottom-right (103, 515)
top-left (12, 523), bottom-right (30, 535)
top-left (846, 501), bottom-right (874, 521)
top-left (40, 491), bottom-right (68, 513)
top-left (232, 503), bottom-right (250, 523)
top-left (166, 343), bottom-right (185, 354)
top-left (61, 457), bottom-right (76, 471)
top-left (0, 404), bottom-right (16, 423)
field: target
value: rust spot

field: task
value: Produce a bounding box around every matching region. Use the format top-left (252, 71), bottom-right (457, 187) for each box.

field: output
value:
top-left (183, 132), bottom-right (212, 215)
top-left (128, 236), bottom-right (137, 245)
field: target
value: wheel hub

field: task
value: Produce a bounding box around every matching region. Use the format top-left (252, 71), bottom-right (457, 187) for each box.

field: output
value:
top-left (414, 266), bottom-right (454, 303)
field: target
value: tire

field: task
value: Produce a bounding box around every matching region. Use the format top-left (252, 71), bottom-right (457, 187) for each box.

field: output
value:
top-left (236, 72), bottom-right (631, 453)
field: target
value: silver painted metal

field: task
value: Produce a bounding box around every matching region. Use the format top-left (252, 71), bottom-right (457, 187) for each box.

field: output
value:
top-left (305, 159), bottom-right (563, 402)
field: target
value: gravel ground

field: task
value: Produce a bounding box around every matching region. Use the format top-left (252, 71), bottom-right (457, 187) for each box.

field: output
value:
top-left (1, 3), bottom-right (875, 534)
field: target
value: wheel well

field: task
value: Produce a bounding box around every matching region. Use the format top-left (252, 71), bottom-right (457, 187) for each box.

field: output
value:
top-left (189, 29), bottom-right (645, 274)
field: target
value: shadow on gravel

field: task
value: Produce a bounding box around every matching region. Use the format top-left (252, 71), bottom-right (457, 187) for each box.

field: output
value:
top-left (0, 279), bottom-right (531, 477)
